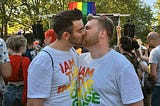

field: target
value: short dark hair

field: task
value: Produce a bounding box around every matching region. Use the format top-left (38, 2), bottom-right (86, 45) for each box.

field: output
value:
top-left (120, 36), bottom-right (139, 52)
top-left (23, 33), bottom-right (34, 45)
top-left (87, 14), bottom-right (114, 40)
top-left (53, 8), bottom-right (83, 39)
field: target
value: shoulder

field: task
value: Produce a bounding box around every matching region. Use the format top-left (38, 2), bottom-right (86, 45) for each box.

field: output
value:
top-left (30, 47), bottom-right (53, 67)
top-left (22, 57), bottom-right (31, 64)
top-left (79, 52), bottom-right (90, 60)
top-left (0, 38), bottom-right (7, 50)
top-left (151, 46), bottom-right (160, 55)
top-left (109, 50), bottom-right (134, 69)
top-left (0, 38), bottom-right (5, 44)
top-left (109, 49), bottom-right (128, 61)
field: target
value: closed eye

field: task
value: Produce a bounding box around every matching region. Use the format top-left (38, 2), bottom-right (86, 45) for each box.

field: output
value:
top-left (85, 26), bottom-right (91, 30)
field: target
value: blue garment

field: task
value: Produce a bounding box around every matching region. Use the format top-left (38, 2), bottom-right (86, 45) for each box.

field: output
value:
top-left (151, 86), bottom-right (160, 106)
top-left (22, 48), bottom-right (38, 61)
top-left (2, 84), bottom-right (23, 106)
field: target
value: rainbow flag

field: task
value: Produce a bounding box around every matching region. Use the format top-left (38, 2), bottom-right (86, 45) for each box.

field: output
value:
top-left (68, 2), bottom-right (96, 16)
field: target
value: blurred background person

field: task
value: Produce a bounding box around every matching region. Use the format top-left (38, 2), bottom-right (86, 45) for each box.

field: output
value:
top-left (23, 33), bottom-right (38, 61)
top-left (3, 36), bottom-right (30, 106)
top-left (147, 32), bottom-right (160, 106)
top-left (0, 38), bottom-right (11, 106)
top-left (43, 29), bottom-right (56, 46)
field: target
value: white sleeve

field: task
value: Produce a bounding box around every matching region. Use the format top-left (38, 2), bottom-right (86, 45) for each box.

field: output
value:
top-left (0, 39), bottom-right (10, 63)
top-left (118, 65), bottom-right (144, 104)
top-left (27, 54), bottom-right (53, 98)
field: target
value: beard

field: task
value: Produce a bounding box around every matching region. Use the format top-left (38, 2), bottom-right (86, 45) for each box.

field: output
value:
top-left (82, 33), bottom-right (99, 47)
top-left (69, 34), bottom-right (82, 46)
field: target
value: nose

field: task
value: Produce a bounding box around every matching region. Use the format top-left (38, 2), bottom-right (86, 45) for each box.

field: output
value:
top-left (82, 29), bottom-right (86, 36)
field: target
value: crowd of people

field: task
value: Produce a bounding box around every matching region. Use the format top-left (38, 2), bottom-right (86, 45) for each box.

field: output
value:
top-left (0, 8), bottom-right (160, 106)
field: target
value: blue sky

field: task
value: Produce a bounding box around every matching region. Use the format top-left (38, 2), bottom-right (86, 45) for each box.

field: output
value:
top-left (142, 0), bottom-right (156, 10)
top-left (142, 0), bottom-right (158, 16)
top-left (142, 0), bottom-right (156, 6)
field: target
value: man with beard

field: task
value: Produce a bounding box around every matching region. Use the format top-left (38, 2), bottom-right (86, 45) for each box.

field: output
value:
top-left (78, 15), bottom-right (144, 106)
top-left (147, 32), bottom-right (160, 106)
top-left (27, 8), bottom-right (85, 106)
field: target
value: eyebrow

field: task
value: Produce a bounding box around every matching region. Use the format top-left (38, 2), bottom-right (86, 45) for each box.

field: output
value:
top-left (78, 26), bottom-right (85, 31)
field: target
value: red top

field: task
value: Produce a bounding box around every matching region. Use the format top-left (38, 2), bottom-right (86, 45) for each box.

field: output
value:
top-left (6, 55), bottom-right (30, 105)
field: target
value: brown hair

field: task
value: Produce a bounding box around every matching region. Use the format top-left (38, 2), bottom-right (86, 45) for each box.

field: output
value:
top-left (6, 36), bottom-right (27, 52)
top-left (87, 14), bottom-right (114, 40)
top-left (53, 8), bottom-right (83, 39)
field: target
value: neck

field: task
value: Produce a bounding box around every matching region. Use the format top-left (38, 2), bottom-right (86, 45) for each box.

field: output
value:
top-left (49, 40), bottom-right (72, 51)
top-left (155, 42), bottom-right (160, 47)
top-left (88, 45), bottom-right (111, 59)
top-left (12, 52), bottom-right (22, 56)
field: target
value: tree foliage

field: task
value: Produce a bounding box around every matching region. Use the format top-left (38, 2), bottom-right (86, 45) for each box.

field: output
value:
top-left (0, 0), bottom-right (158, 43)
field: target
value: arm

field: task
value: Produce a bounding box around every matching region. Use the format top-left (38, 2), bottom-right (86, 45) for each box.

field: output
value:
top-left (128, 100), bottom-right (143, 106)
top-left (137, 57), bottom-right (149, 73)
top-left (27, 98), bottom-right (44, 106)
top-left (0, 62), bottom-right (12, 78)
top-left (116, 26), bottom-right (122, 46)
top-left (0, 38), bottom-right (12, 78)
top-left (138, 49), bottom-right (149, 62)
top-left (139, 61), bottom-right (149, 73)
top-left (0, 62), bottom-right (11, 78)
top-left (149, 63), bottom-right (157, 87)
top-left (140, 55), bottom-right (149, 62)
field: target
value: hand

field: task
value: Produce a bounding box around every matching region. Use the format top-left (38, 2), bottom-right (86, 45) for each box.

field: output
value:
top-left (116, 26), bottom-right (121, 35)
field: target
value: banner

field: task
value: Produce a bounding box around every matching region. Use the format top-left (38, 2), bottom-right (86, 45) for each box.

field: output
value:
top-left (68, 2), bottom-right (96, 16)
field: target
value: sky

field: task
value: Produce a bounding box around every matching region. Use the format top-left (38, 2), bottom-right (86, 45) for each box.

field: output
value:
top-left (142, 0), bottom-right (158, 16)
top-left (142, 0), bottom-right (157, 11)
top-left (142, 0), bottom-right (156, 6)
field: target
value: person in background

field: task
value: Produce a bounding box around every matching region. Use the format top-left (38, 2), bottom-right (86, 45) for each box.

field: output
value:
top-left (78, 14), bottom-right (144, 106)
top-left (0, 38), bottom-right (11, 78)
top-left (33, 39), bottom-right (42, 52)
top-left (5, 36), bottom-right (14, 56)
top-left (147, 32), bottom-right (160, 106)
top-left (23, 33), bottom-right (38, 61)
top-left (27, 8), bottom-right (85, 106)
top-left (3, 36), bottom-right (30, 106)
top-left (44, 29), bottom-right (56, 46)
top-left (0, 38), bottom-right (11, 106)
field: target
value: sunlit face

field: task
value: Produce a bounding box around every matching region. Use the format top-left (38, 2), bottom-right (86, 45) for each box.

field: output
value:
top-left (69, 19), bottom-right (85, 46)
top-left (82, 19), bottom-right (100, 47)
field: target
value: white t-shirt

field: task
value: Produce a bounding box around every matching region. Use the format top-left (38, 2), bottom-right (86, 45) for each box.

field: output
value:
top-left (0, 38), bottom-right (10, 63)
top-left (149, 45), bottom-right (160, 86)
top-left (78, 49), bottom-right (144, 106)
top-left (27, 46), bottom-right (79, 106)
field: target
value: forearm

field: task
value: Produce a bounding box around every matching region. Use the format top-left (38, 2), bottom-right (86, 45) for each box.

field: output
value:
top-left (140, 55), bottom-right (149, 62)
top-left (150, 75), bottom-right (156, 88)
top-left (27, 98), bottom-right (44, 106)
top-left (128, 100), bottom-right (144, 106)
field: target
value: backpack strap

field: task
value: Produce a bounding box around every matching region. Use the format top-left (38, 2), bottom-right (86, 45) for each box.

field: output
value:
top-left (41, 50), bottom-right (54, 69)
top-left (18, 57), bottom-right (23, 81)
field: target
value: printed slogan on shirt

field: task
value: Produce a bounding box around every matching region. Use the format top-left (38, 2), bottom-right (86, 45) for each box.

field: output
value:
top-left (56, 58), bottom-right (100, 106)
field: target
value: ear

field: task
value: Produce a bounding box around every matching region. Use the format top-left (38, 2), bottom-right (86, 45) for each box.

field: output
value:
top-left (99, 30), bottom-right (106, 39)
top-left (48, 36), bottom-right (52, 41)
top-left (62, 32), bottom-right (70, 40)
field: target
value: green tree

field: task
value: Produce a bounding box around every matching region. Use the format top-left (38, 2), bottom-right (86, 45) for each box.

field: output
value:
top-left (0, 0), bottom-right (21, 40)
top-left (95, 0), bottom-right (153, 43)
